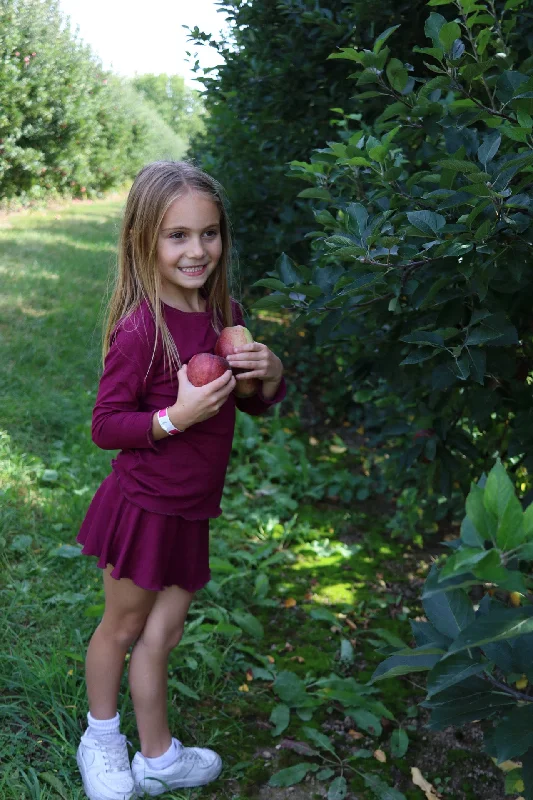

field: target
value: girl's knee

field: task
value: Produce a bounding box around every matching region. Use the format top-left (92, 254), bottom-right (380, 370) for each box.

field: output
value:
top-left (138, 622), bottom-right (185, 653)
top-left (100, 611), bottom-right (150, 649)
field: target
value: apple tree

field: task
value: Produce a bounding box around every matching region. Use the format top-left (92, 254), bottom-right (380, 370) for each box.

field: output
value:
top-left (254, 0), bottom-right (533, 521)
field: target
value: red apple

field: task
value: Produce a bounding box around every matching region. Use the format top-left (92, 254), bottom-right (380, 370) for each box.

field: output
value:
top-left (187, 353), bottom-right (230, 387)
top-left (215, 325), bottom-right (259, 397)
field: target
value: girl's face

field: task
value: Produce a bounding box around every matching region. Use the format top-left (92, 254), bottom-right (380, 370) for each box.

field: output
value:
top-left (156, 189), bottom-right (223, 306)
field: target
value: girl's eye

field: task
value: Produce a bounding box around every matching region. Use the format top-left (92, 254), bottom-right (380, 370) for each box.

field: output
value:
top-left (169, 230), bottom-right (218, 239)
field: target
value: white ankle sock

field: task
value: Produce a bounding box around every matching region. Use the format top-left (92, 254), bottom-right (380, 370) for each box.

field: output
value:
top-left (143, 739), bottom-right (179, 770)
top-left (86, 711), bottom-right (123, 745)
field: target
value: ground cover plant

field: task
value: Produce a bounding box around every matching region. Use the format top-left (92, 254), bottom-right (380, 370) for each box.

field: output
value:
top-left (0, 198), bottom-right (517, 799)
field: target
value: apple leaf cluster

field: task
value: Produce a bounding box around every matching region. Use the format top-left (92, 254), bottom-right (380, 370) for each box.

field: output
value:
top-left (372, 458), bottom-right (533, 797)
top-left (0, 0), bottom-right (190, 205)
top-left (186, 0), bottom-right (429, 273)
top-left (253, 0), bottom-right (533, 507)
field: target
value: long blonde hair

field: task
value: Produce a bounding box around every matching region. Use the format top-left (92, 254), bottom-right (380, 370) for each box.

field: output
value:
top-left (103, 160), bottom-right (236, 380)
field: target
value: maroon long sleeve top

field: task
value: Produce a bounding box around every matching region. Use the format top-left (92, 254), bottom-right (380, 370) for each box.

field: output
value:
top-left (92, 299), bottom-right (286, 518)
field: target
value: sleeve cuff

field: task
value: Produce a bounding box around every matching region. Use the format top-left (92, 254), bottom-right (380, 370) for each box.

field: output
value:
top-left (257, 376), bottom-right (287, 406)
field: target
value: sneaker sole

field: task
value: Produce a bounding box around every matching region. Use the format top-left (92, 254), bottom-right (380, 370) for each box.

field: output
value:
top-left (133, 755), bottom-right (223, 795)
top-left (77, 747), bottom-right (135, 800)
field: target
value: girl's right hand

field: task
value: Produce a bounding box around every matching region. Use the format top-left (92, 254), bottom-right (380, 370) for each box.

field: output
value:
top-left (168, 363), bottom-right (236, 430)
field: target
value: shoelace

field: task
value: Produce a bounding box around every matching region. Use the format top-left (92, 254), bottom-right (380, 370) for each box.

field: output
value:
top-left (98, 740), bottom-right (132, 773)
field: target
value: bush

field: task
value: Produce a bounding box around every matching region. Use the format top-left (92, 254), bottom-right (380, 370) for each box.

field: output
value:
top-left (372, 458), bottom-right (533, 797)
top-left (255, 0), bottom-right (533, 517)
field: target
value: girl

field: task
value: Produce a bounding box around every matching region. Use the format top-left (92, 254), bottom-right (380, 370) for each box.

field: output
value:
top-left (75, 160), bottom-right (286, 800)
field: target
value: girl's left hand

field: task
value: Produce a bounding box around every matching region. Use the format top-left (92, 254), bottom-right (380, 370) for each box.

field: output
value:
top-left (226, 342), bottom-right (283, 385)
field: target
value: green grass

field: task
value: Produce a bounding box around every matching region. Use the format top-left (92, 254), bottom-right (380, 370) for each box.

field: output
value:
top-left (0, 198), bottom-right (505, 800)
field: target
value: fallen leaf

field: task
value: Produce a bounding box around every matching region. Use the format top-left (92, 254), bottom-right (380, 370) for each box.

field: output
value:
top-left (284, 597), bottom-right (297, 608)
top-left (284, 642), bottom-right (295, 652)
top-left (345, 618), bottom-right (357, 631)
top-left (309, 437), bottom-right (319, 446)
top-left (290, 656), bottom-right (305, 663)
top-left (238, 684), bottom-right (249, 693)
top-left (279, 739), bottom-right (319, 757)
top-left (495, 759), bottom-right (522, 772)
top-left (304, 592), bottom-right (314, 601)
top-left (411, 767), bottom-right (441, 799)
top-left (347, 730), bottom-right (364, 740)
top-left (246, 670), bottom-right (253, 682)
top-left (330, 626), bottom-right (341, 634)
top-left (330, 445), bottom-right (347, 454)
top-left (374, 749), bottom-right (387, 763)
top-left (267, 655), bottom-right (275, 664)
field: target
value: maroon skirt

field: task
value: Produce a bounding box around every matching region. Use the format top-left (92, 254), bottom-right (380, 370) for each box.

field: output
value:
top-left (76, 472), bottom-right (210, 592)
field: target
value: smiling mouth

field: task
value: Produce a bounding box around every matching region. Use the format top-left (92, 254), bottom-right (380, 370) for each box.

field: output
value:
top-left (179, 264), bottom-right (208, 275)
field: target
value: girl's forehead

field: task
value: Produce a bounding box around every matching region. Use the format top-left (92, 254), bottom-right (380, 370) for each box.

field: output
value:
top-left (161, 191), bottom-right (220, 229)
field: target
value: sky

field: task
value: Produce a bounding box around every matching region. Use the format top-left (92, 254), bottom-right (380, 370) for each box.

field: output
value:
top-left (57, 0), bottom-right (229, 88)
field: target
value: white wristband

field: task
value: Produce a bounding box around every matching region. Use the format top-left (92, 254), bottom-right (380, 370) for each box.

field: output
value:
top-left (157, 407), bottom-right (184, 436)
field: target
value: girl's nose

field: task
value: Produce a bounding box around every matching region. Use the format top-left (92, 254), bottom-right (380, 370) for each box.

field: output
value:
top-left (186, 237), bottom-right (206, 258)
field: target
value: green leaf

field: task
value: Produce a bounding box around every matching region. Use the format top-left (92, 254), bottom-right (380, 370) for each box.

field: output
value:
top-left (328, 776), bottom-right (347, 800)
top-left (390, 728), bottom-right (409, 758)
top-left (297, 187), bottom-right (332, 200)
top-left (465, 482), bottom-right (497, 543)
top-left (422, 677), bottom-right (515, 728)
top-left (362, 772), bottom-right (407, 800)
top-left (274, 671), bottom-right (309, 707)
top-left (340, 639), bottom-right (355, 664)
top-left (349, 709), bottom-right (383, 736)
top-left (426, 651), bottom-right (487, 697)
top-left (486, 705), bottom-right (533, 762)
top-left (386, 58), bottom-right (408, 92)
top-left (371, 645), bottom-right (443, 682)
top-left (39, 773), bottom-right (69, 799)
top-left (407, 210), bottom-right (446, 235)
top-left (425, 12), bottom-right (447, 47)
top-left (168, 679), bottom-right (200, 700)
top-left (269, 763), bottom-right (314, 787)
top-left (422, 569), bottom-right (475, 638)
top-left (231, 610), bottom-right (264, 639)
top-left (439, 21), bottom-right (461, 50)
top-left (317, 768), bottom-right (336, 780)
top-left (446, 607), bottom-right (533, 655)
top-left (400, 330), bottom-right (445, 347)
top-left (302, 726), bottom-right (337, 755)
top-left (276, 252), bottom-right (301, 284)
top-left (439, 547), bottom-right (497, 580)
top-left (484, 459), bottom-right (515, 519)
top-left (252, 278), bottom-right (288, 291)
top-left (270, 704), bottom-right (290, 736)
top-left (477, 132), bottom-right (501, 166)
top-left (310, 608), bottom-right (339, 625)
top-left (374, 25), bottom-right (401, 54)
top-left (436, 158), bottom-right (480, 173)
top-left (345, 202), bottom-right (369, 238)
top-left (253, 294), bottom-right (289, 311)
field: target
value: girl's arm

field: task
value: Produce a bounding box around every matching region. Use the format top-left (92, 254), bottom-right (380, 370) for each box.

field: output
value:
top-left (92, 323), bottom-right (160, 451)
top-left (229, 300), bottom-right (286, 415)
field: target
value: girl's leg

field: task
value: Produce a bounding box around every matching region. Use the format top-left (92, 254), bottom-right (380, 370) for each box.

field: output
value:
top-left (85, 564), bottom-right (158, 719)
top-left (128, 583), bottom-right (194, 756)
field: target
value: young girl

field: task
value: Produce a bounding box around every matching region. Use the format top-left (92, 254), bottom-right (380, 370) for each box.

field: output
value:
top-left (75, 160), bottom-right (286, 800)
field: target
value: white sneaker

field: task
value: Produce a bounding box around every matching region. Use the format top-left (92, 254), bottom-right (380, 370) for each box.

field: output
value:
top-left (77, 732), bottom-right (135, 800)
top-left (131, 738), bottom-right (222, 796)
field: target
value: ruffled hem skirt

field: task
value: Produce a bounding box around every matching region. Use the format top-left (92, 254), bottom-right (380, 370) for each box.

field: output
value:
top-left (76, 471), bottom-right (210, 592)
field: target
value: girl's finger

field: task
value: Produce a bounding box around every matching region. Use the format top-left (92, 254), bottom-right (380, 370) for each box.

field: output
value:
top-left (235, 370), bottom-right (263, 380)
